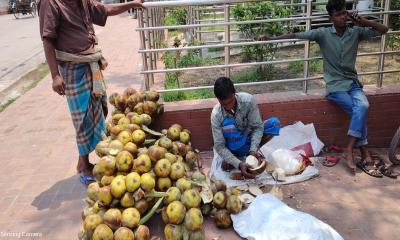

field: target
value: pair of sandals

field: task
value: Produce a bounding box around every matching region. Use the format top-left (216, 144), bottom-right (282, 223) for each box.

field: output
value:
top-left (356, 159), bottom-right (398, 179)
top-left (321, 145), bottom-right (343, 167)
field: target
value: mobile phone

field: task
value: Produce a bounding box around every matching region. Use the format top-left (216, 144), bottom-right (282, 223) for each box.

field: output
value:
top-left (347, 12), bottom-right (357, 21)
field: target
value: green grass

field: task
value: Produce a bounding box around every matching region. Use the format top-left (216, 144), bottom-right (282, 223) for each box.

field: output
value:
top-left (0, 63), bottom-right (49, 113)
top-left (161, 51), bottom-right (219, 102)
top-left (168, 30), bottom-right (181, 38)
top-left (28, 63), bottom-right (49, 88)
top-left (200, 13), bottom-right (225, 20)
top-left (208, 47), bottom-right (225, 52)
top-left (202, 26), bottom-right (225, 31)
top-left (231, 66), bottom-right (275, 83)
top-left (161, 76), bottom-right (214, 102)
top-left (0, 97), bottom-right (17, 112)
top-left (288, 59), bottom-right (323, 74)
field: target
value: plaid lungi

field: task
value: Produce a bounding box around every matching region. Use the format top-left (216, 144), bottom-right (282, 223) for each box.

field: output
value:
top-left (59, 62), bottom-right (107, 156)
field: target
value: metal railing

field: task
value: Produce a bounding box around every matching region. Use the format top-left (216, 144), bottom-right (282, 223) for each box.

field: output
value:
top-left (138, 0), bottom-right (400, 93)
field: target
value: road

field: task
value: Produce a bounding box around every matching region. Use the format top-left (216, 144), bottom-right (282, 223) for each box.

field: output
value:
top-left (0, 14), bottom-right (43, 92)
top-left (0, 13), bottom-right (104, 94)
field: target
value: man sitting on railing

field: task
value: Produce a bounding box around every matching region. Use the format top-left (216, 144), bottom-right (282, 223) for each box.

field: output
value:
top-left (38, 0), bottom-right (144, 185)
top-left (211, 77), bottom-right (280, 179)
top-left (256, 0), bottom-right (388, 177)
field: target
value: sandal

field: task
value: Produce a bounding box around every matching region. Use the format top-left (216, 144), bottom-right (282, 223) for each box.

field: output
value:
top-left (322, 145), bottom-right (344, 153)
top-left (322, 156), bottom-right (340, 167)
top-left (356, 161), bottom-right (383, 178)
top-left (378, 165), bottom-right (398, 179)
top-left (80, 175), bottom-right (96, 185)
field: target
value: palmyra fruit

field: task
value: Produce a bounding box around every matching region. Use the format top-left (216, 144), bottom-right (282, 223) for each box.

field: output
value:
top-left (110, 176), bottom-right (127, 199)
top-left (134, 154), bottom-right (152, 174)
top-left (125, 172), bottom-right (141, 192)
top-left (103, 208), bottom-right (122, 231)
top-left (213, 191), bottom-right (227, 209)
top-left (226, 194), bottom-right (242, 214)
top-left (184, 208), bottom-right (203, 231)
top-left (214, 209), bottom-right (232, 229)
top-left (92, 224), bottom-right (113, 240)
top-left (116, 151), bottom-right (133, 172)
top-left (140, 173), bottom-right (155, 192)
top-left (157, 177), bottom-right (172, 191)
top-left (121, 208), bottom-right (140, 229)
top-left (166, 200), bottom-right (186, 225)
top-left (170, 161), bottom-right (185, 180)
top-left (154, 158), bottom-right (171, 178)
top-left (134, 225), bottom-right (150, 240)
top-left (164, 224), bottom-right (183, 240)
top-left (164, 187), bottom-right (181, 205)
top-left (114, 227), bottom-right (135, 240)
top-left (181, 189), bottom-right (201, 209)
top-left (83, 214), bottom-right (103, 236)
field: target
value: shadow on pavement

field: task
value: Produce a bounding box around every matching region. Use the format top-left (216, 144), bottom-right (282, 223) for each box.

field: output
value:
top-left (31, 174), bottom-right (86, 211)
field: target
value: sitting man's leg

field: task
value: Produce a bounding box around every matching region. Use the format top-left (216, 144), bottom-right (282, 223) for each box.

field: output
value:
top-left (261, 117), bottom-right (280, 146)
top-left (326, 88), bottom-right (359, 172)
top-left (327, 83), bottom-right (378, 174)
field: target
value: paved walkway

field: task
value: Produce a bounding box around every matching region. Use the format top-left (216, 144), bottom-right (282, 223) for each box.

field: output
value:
top-left (0, 12), bottom-right (399, 240)
top-left (0, 14), bottom-right (145, 240)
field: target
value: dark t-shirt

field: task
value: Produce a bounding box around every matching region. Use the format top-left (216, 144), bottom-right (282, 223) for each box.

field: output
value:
top-left (39, 0), bottom-right (107, 53)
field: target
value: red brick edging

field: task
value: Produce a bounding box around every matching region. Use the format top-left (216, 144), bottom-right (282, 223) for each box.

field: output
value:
top-left (152, 84), bottom-right (400, 150)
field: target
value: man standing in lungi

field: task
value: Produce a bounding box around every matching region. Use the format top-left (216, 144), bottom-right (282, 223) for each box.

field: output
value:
top-left (211, 77), bottom-right (280, 178)
top-left (38, 0), bottom-right (144, 184)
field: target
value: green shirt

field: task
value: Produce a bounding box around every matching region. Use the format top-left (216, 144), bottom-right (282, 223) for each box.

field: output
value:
top-left (295, 26), bottom-right (381, 93)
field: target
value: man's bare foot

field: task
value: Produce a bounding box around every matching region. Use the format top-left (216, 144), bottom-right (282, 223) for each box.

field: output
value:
top-left (260, 135), bottom-right (273, 146)
top-left (222, 161), bottom-right (235, 172)
top-left (360, 147), bottom-right (374, 165)
top-left (345, 148), bottom-right (356, 173)
top-left (77, 156), bottom-right (94, 177)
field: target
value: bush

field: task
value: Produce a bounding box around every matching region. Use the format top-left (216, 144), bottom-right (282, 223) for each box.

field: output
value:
top-left (160, 40), bottom-right (219, 102)
top-left (232, 1), bottom-right (294, 63)
top-left (389, 0), bottom-right (400, 30)
top-left (165, 7), bottom-right (188, 26)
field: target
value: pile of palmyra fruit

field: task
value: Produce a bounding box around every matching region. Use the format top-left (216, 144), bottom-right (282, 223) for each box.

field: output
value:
top-left (78, 88), bottom-right (244, 240)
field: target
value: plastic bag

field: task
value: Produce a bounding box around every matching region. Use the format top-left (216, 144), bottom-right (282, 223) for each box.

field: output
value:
top-left (269, 149), bottom-right (304, 175)
top-left (231, 194), bottom-right (344, 240)
top-left (260, 121), bottom-right (324, 157)
top-left (209, 150), bottom-right (319, 187)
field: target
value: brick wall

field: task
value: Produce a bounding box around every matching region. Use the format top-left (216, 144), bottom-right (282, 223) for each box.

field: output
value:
top-left (152, 84), bottom-right (400, 150)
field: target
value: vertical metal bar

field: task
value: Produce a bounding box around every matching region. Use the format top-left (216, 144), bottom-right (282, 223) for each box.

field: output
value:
top-left (196, 6), bottom-right (202, 57)
top-left (302, 0), bottom-right (312, 94)
top-left (377, 0), bottom-right (390, 88)
top-left (192, 6), bottom-right (196, 41)
top-left (195, 6), bottom-right (200, 40)
top-left (144, 9), bottom-right (154, 87)
top-left (138, 9), bottom-right (149, 90)
top-left (151, 8), bottom-right (157, 70)
top-left (213, 6), bottom-right (216, 23)
top-left (224, 4), bottom-right (230, 77)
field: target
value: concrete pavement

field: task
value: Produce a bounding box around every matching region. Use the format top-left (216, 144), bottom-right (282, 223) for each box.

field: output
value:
top-left (0, 11), bottom-right (399, 240)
